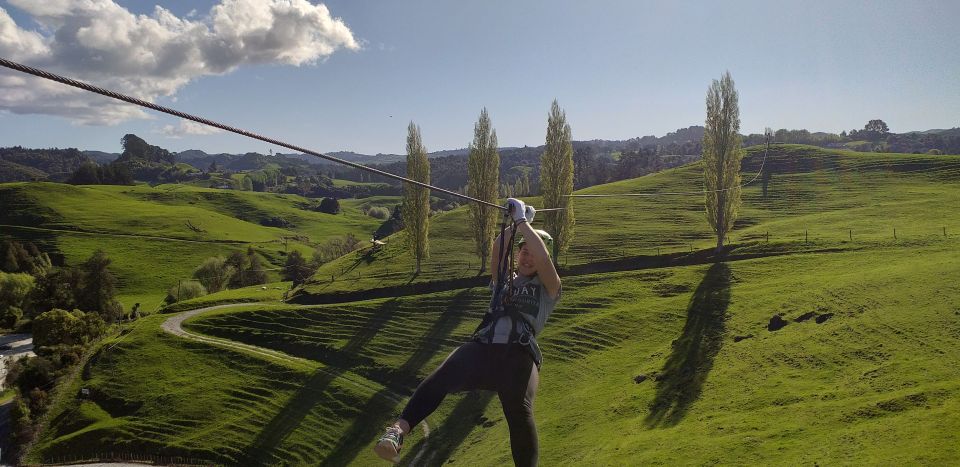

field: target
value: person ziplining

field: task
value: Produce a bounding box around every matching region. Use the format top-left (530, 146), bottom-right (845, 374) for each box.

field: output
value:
top-left (374, 197), bottom-right (560, 467)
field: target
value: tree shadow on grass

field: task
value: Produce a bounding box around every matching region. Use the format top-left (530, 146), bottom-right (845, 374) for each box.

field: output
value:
top-left (321, 288), bottom-right (484, 465)
top-left (645, 262), bottom-right (731, 428)
top-left (240, 299), bottom-right (399, 465)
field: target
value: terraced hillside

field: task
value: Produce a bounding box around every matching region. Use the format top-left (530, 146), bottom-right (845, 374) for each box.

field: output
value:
top-left (297, 145), bottom-right (960, 297)
top-left (28, 146), bottom-right (960, 465)
top-left (0, 182), bottom-right (388, 307)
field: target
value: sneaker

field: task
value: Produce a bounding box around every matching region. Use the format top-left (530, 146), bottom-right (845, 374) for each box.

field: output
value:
top-left (373, 425), bottom-right (404, 463)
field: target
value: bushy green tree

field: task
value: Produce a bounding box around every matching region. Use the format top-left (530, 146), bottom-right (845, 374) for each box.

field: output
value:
top-left (402, 122), bottom-right (431, 273)
top-left (28, 267), bottom-right (82, 317)
top-left (32, 309), bottom-right (105, 349)
top-left (67, 161), bottom-right (101, 184)
top-left (193, 256), bottom-right (236, 293)
top-left (702, 71), bottom-right (743, 253)
top-left (540, 99), bottom-right (576, 260)
top-left (166, 280), bottom-right (207, 303)
top-left (0, 272), bottom-right (33, 328)
top-left (282, 250), bottom-right (313, 285)
top-left (467, 108), bottom-right (500, 273)
top-left (1, 240), bottom-right (52, 275)
top-left (10, 397), bottom-right (34, 448)
top-left (246, 251), bottom-right (268, 286)
top-left (225, 249), bottom-right (268, 288)
top-left (318, 197), bottom-right (341, 214)
top-left (77, 249), bottom-right (121, 322)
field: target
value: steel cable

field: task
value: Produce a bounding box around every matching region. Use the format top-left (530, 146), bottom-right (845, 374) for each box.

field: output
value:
top-left (0, 57), bottom-right (506, 210)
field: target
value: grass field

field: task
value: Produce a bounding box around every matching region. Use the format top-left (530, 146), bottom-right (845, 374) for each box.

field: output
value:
top-left (0, 182), bottom-right (390, 307)
top-left (22, 145), bottom-right (960, 464)
top-left (32, 241), bottom-right (960, 465)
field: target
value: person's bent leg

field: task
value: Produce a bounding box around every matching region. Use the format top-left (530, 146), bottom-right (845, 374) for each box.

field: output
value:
top-left (377, 343), bottom-right (492, 462)
top-left (498, 346), bottom-right (540, 467)
top-left (398, 342), bottom-right (490, 429)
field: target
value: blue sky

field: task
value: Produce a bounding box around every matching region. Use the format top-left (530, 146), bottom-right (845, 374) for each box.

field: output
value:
top-left (0, 0), bottom-right (958, 155)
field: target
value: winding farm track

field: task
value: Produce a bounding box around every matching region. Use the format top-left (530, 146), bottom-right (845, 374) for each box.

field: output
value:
top-left (160, 303), bottom-right (431, 460)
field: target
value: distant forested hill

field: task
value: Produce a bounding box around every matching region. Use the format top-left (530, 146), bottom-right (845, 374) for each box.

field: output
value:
top-left (0, 146), bottom-right (92, 182)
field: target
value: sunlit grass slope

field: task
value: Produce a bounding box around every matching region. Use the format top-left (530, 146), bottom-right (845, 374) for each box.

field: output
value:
top-left (299, 145), bottom-right (960, 296)
top-left (30, 313), bottom-right (403, 466)
top-left (0, 182), bottom-right (388, 306)
top-left (40, 240), bottom-right (959, 465)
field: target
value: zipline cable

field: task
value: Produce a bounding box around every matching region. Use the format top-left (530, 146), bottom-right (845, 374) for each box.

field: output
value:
top-left (0, 57), bottom-right (508, 211)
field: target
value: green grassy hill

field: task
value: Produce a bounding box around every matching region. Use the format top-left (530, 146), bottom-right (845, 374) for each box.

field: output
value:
top-left (0, 182), bottom-right (390, 308)
top-left (27, 145), bottom-right (960, 465)
top-left (297, 145), bottom-right (960, 296)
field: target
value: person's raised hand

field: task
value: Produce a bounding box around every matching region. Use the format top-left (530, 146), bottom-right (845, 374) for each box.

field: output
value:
top-left (505, 198), bottom-right (527, 224)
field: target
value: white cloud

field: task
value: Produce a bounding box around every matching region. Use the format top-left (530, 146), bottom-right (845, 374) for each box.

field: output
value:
top-left (0, 0), bottom-right (359, 125)
top-left (160, 118), bottom-right (222, 138)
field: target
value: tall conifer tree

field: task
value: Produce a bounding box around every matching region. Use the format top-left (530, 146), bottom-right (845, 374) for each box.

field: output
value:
top-left (402, 122), bottom-right (431, 273)
top-left (540, 100), bottom-right (575, 261)
top-left (467, 108), bottom-right (500, 273)
top-left (702, 71), bottom-right (743, 253)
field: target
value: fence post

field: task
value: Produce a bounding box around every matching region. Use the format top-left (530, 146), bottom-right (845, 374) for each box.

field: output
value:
top-left (766, 231), bottom-right (769, 243)
top-left (657, 247), bottom-right (660, 256)
top-left (805, 230), bottom-right (808, 243)
top-left (849, 229), bottom-right (852, 242)
top-left (894, 228), bottom-right (897, 240)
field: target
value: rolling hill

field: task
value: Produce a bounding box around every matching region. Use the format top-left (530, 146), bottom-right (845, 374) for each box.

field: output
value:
top-left (24, 145), bottom-right (960, 465)
top-left (0, 182), bottom-right (389, 308)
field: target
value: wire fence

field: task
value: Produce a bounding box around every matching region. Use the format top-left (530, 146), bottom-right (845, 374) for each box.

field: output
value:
top-left (587, 224), bottom-right (957, 263)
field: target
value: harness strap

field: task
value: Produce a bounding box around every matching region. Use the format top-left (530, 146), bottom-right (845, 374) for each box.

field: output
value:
top-left (486, 216), bottom-right (518, 343)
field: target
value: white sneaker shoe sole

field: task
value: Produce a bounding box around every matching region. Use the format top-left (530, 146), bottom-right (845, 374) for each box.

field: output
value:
top-left (373, 439), bottom-right (401, 463)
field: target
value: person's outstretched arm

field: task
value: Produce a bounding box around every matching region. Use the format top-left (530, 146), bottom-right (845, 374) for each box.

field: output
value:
top-left (515, 220), bottom-right (561, 299)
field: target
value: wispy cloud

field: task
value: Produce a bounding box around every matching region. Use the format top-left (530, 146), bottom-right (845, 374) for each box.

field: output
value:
top-left (159, 118), bottom-right (223, 138)
top-left (0, 0), bottom-right (359, 125)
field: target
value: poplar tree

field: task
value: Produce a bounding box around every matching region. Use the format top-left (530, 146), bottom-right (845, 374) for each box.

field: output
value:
top-left (540, 100), bottom-right (575, 261)
top-left (402, 122), bottom-right (431, 273)
top-left (702, 71), bottom-right (743, 253)
top-left (467, 108), bottom-right (500, 273)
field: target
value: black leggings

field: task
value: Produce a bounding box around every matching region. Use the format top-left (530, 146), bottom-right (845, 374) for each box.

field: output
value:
top-left (400, 342), bottom-right (539, 467)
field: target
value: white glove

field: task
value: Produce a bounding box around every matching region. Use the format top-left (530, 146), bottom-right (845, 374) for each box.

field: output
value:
top-left (505, 198), bottom-right (527, 224)
top-left (524, 205), bottom-right (535, 224)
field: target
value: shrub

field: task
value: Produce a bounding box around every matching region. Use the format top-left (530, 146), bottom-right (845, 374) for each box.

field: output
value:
top-left (166, 280), bottom-right (207, 303)
top-left (318, 197), bottom-right (341, 214)
top-left (32, 309), bottom-right (106, 349)
top-left (282, 250), bottom-right (315, 286)
top-left (0, 272), bottom-right (33, 328)
top-left (366, 206), bottom-right (390, 219)
top-left (261, 216), bottom-right (293, 228)
top-left (193, 257), bottom-right (235, 293)
top-left (312, 234), bottom-right (363, 265)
